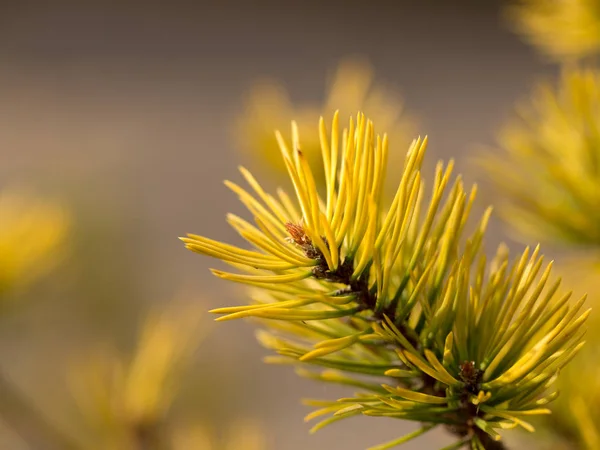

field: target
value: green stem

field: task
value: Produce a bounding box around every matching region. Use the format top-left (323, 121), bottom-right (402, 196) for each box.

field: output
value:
top-left (477, 433), bottom-right (507, 450)
top-left (367, 424), bottom-right (437, 450)
top-left (439, 436), bottom-right (472, 450)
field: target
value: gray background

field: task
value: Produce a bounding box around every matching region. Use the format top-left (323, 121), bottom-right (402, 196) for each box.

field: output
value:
top-left (0, 1), bottom-right (553, 449)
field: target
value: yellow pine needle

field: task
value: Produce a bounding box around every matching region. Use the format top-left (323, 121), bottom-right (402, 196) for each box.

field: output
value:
top-left (381, 384), bottom-right (448, 405)
top-left (211, 268), bottom-right (312, 284)
top-left (424, 350), bottom-right (462, 387)
top-left (384, 368), bottom-right (417, 378)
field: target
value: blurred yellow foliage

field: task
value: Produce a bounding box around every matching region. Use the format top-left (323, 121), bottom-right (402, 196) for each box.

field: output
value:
top-left (545, 343), bottom-right (600, 450)
top-left (541, 255), bottom-right (600, 449)
top-left (68, 301), bottom-right (207, 450)
top-left (507, 0), bottom-right (600, 61)
top-left (571, 396), bottom-right (600, 449)
top-left (478, 68), bottom-right (600, 248)
top-left (236, 57), bottom-right (415, 188)
top-left (0, 187), bottom-right (69, 297)
top-left (171, 418), bottom-right (266, 450)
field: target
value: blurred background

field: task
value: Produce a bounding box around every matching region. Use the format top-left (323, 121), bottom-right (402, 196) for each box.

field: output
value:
top-left (0, 0), bottom-right (568, 449)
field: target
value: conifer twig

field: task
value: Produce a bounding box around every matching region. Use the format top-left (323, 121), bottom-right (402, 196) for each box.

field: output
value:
top-left (182, 111), bottom-right (588, 449)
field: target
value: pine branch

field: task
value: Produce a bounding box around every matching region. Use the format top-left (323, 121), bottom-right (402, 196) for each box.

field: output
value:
top-left (182, 111), bottom-right (588, 449)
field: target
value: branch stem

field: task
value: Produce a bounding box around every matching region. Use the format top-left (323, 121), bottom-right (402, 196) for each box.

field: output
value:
top-left (0, 370), bottom-right (82, 450)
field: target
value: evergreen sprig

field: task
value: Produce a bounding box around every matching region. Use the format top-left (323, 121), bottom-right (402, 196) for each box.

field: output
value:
top-left (181, 112), bottom-right (588, 449)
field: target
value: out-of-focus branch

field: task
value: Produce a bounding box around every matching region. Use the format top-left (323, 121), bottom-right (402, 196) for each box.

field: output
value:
top-left (132, 420), bottom-right (168, 450)
top-left (0, 370), bottom-right (81, 450)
